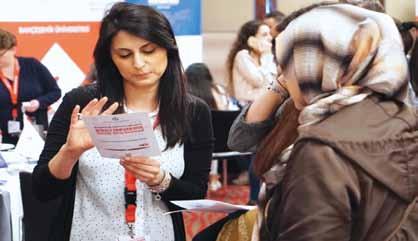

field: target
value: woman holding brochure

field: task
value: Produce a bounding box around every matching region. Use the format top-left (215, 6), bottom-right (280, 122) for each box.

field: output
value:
top-left (32, 3), bottom-right (214, 241)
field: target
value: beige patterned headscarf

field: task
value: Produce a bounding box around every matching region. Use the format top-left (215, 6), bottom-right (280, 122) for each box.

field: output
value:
top-left (275, 4), bottom-right (410, 127)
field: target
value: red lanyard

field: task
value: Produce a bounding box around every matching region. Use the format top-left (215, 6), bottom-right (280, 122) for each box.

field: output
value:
top-left (0, 59), bottom-right (20, 120)
top-left (124, 115), bottom-right (160, 230)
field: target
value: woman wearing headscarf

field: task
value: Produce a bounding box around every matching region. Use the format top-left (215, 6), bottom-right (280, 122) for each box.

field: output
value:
top-left (254, 2), bottom-right (418, 241)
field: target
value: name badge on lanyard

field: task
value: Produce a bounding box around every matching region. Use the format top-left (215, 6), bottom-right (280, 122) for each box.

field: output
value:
top-left (1, 58), bottom-right (21, 135)
top-left (122, 117), bottom-right (159, 241)
top-left (7, 120), bottom-right (21, 134)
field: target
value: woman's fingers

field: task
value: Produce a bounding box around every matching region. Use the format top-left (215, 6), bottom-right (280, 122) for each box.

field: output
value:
top-left (122, 156), bottom-right (159, 168)
top-left (121, 160), bottom-right (160, 174)
top-left (81, 97), bottom-right (118, 116)
top-left (277, 75), bottom-right (287, 89)
top-left (120, 156), bottom-right (161, 182)
top-left (90, 97), bottom-right (108, 116)
top-left (121, 162), bottom-right (158, 181)
top-left (81, 98), bottom-right (98, 116)
top-left (70, 105), bottom-right (81, 126)
top-left (102, 102), bottom-right (119, 115)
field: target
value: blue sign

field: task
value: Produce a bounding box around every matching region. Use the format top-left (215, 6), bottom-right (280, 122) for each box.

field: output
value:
top-left (126, 0), bottom-right (201, 36)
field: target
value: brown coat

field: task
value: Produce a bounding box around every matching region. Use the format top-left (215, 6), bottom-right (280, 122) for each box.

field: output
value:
top-left (261, 96), bottom-right (418, 241)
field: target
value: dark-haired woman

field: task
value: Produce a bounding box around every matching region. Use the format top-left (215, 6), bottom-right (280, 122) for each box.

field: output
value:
top-left (185, 62), bottom-right (238, 191)
top-left (32, 3), bottom-right (214, 241)
top-left (226, 20), bottom-right (277, 105)
top-left (185, 62), bottom-right (239, 111)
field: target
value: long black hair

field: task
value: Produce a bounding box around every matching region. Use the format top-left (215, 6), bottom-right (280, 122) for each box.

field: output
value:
top-left (226, 20), bottom-right (263, 96)
top-left (185, 63), bottom-right (218, 109)
top-left (93, 2), bottom-right (188, 149)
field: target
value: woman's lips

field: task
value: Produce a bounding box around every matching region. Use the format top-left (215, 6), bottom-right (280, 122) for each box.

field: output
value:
top-left (134, 72), bottom-right (151, 78)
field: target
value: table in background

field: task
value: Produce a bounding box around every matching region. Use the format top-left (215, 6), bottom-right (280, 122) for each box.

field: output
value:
top-left (0, 150), bottom-right (35, 241)
top-left (0, 189), bottom-right (12, 241)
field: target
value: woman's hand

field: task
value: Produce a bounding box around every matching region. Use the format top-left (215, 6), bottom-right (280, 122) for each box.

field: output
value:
top-left (257, 38), bottom-right (272, 53)
top-left (49, 97), bottom-right (118, 180)
top-left (120, 155), bottom-right (165, 186)
top-left (277, 75), bottom-right (288, 93)
top-left (65, 97), bottom-right (119, 158)
top-left (248, 36), bottom-right (272, 54)
top-left (22, 99), bottom-right (40, 112)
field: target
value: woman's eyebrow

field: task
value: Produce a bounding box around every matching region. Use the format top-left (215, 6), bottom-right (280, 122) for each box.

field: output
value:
top-left (113, 42), bottom-right (153, 51)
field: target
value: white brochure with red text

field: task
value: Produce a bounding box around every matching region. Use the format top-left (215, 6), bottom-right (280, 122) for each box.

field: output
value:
top-left (82, 112), bottom-right (161, 159)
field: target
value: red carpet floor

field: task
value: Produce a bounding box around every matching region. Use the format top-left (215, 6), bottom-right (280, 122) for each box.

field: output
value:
top-left (183, 185), bottom-right (250, 241)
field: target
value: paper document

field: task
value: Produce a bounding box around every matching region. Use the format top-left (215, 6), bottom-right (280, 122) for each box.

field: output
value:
top-left (82, 112), bottom-right (161, 159)
top-left (15, 115), bottom-right (44, 161)
top-left (0, 152), bottom-right (7, 168)
top-left (0, 151), bottom-right (24, 164)
top-left (169, 199), bottom-right (256, 214)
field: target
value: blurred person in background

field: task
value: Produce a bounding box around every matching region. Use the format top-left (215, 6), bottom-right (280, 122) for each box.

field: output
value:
top-left (263, 10), bottom-right (285, 38)
top-left (186, 62), bottom-right (239, 191)
top-left (226, 19), bottom-right (277, 203)
top-left (263, 10), bottom-right (286, 62)
top-left (226, 19), bottom-right (277, 105)
top-left (185, 62), bottom-right (239, 111)
top-left (0, 28), bottom-right (61, 144)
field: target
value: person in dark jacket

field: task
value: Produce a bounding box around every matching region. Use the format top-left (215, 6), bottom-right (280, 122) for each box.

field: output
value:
top-left (32, 2), bottom-right (214, 241)
top-left (256, 3), bottom-right (418, 241)
top-left (0, 28), bottom-right (61, 144)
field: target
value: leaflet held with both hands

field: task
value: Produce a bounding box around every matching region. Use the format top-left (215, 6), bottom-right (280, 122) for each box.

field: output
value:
top-left (82, 112), bottom-right (161, 159)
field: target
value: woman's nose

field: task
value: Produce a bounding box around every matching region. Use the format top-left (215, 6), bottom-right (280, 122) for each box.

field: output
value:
top-left (133, 54), bottom-right (146, 69)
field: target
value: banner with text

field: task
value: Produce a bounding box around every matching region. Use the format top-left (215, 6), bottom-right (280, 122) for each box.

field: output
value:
top-left (0, 0), bottom-right (115, 97)
top-left (0, 0), bottom-right (202, 99)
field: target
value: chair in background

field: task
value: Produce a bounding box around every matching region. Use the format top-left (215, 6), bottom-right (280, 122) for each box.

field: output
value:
top-left (211, 110), bottom-right (252, 189)
top-left (19, 172), bottom-right (61, 241)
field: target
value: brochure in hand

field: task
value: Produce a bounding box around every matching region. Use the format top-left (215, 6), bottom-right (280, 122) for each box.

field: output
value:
top-left (82, 112), bottom-right (161, 159)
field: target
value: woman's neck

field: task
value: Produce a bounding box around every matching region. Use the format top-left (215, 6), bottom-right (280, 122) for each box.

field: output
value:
top-left (0, 60), bottom-right (15, 79)
top-left (123, 83), bottom-right (159, 112)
